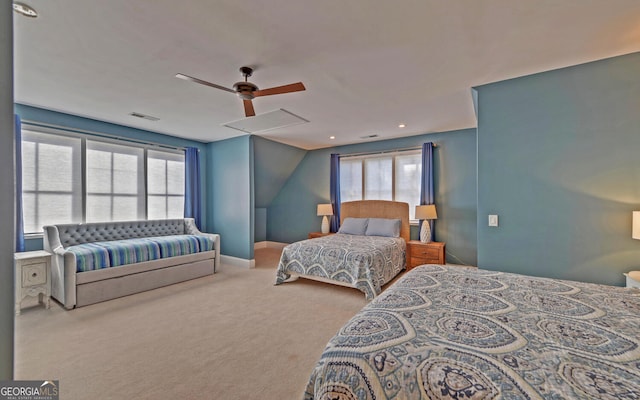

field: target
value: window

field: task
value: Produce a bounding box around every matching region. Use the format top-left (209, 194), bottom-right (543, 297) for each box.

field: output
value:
top-left (86, 141), bottom-right (145, 222)
top-left (22, 130), bottom-right (83, 233)
top-left (364, 157), bottom-right (393, 200)
top-left (340, 150), bottom-right (422, 220)
top-left (21, 127), bottom-right (186, 234)
top-left (339, 159), bottom-right (363, 202)
top-left (394, 153), bottom-right (422, 218)
top-left (147, 150), bottom-right (185, 219)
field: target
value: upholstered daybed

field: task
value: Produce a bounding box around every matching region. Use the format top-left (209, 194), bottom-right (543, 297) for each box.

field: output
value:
top-left (43, 218), bottom-right (220, 309)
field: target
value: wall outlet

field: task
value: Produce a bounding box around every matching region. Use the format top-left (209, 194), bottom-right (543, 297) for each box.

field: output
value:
top-left (488, 214), bottom-right (499, 227)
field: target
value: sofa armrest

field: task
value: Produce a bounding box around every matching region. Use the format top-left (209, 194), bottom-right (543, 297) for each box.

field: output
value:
top-left (184, 218), bottom-right (203, 235)
top-left (184, 218), bottom-right (221, 273)
top-left (43, 225), bottom-right (77, 309)
top-left (43, 225), bottom-right (63, 253)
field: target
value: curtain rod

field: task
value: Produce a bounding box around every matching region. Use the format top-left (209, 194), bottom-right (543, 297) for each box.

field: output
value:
top-left (340, 144), bottom-right (436, 158)
top-left (20, 120), bottom-right (189, 152)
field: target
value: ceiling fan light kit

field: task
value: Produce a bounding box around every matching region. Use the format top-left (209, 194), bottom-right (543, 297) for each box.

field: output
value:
top-left (233, 82), bottom-right (259, 100)
top-left (176, 66), bottom-right (305, 118)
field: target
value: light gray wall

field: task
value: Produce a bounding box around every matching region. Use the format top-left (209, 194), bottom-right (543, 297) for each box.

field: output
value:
top-left (476, 51), bottom-right (640, 286)
top-left (0, 0), bottom-right (14, 379)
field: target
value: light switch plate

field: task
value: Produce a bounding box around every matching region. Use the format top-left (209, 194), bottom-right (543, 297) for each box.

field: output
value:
top-left (488, 215), bottom-right (498, 227)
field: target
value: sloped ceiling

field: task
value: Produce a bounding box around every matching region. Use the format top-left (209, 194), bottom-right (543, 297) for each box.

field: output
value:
top-left (253, 136), bottom-right (307, 208)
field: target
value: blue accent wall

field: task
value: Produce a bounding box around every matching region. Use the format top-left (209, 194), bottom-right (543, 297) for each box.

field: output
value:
top-left (255, 208), bottom-right (267, 242)
top-left (252, 135), bottom-right (307, 244)
top-left (15, 104), bottom-right (207, 150)
top-left (476, 51), bottom-right (640, 286)
top-left (252, 136), bottom-right (307, 208)
top-left (207, 135), bottom-right (254, 260)
top-left (268, 129), bottom-right (478, 265)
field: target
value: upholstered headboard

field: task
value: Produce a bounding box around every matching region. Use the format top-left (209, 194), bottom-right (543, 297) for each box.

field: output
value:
top-left (340, 200), bottom-right (410, 242)
top-left (44, 218), bottom-right (201, 248)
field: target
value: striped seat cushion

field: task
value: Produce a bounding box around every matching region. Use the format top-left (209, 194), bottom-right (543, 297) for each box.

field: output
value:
top-left (146, 235), bottom-right (214, 258)
top-left (68, 235), bottom-right (214, 272)
top-left (96, 238), bottom-right (162, 267)
top-left (66, 243), bottom-right (111, 272)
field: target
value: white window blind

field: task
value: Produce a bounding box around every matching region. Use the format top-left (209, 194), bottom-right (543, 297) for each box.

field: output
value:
top-left (394, 152), bottom-right (422, 220)
top-left (21, 130), bottom-right (82, 234)
top-left (340, 150), bottom-right (422, 220)
top-left (339, 159), bottom-right (363, 202)
top-left (364, 157), bottom-right (393, 200)
top-left (86, 141), bottom-right (145, 222)
top-left (21, 127), bottom-right (188, 233)
top-left (147, 150), bottom-right (185, 219)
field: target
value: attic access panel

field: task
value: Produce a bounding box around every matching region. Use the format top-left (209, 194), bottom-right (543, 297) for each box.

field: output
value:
top-left (222, 109), bottom-right (309, 134)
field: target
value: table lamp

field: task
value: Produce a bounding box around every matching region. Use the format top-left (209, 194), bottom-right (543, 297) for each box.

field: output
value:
top-left (415, 204), bottom-right (437, 243)
top-left (317, 204), bottom-right (333, 234)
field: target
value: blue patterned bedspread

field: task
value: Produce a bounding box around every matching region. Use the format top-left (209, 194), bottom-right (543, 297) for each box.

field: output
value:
top-left (275, 233), bottom-right (406, 300)
top-left (305, 264), bottom-right (640, 399)
top-left (67, 235), bottom-right (214, 272)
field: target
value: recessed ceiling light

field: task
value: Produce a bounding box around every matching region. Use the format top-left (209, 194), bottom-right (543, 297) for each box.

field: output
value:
top-left (329, 136), bottom-right (335, 140)
top-left (398, 123), bottom-right (406, 128)
top-left (13, 2), bottom-right (37, 18)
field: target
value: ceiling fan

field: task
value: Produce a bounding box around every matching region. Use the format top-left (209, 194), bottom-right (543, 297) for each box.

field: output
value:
top-left (176, 66), bottom-right (306, 117)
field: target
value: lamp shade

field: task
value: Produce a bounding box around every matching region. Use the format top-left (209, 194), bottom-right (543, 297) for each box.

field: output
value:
top-left (415, 204), bottom-right (437, 220)
top-left (633, 211), bottom-right (640, 240)
top-left (317, 204), bottom-right (333, 216)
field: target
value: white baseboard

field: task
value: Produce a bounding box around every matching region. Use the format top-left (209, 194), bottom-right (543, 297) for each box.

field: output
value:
top-left (254, 241), bottom-right (288, 250)
top-left (220, 255), bottom-right (256, 269)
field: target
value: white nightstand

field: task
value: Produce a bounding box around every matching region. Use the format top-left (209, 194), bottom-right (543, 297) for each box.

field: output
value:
top-left (15, 250), bottom-right (52, 315)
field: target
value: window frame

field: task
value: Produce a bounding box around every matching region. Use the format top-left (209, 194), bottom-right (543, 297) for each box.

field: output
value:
top-left (339, 149), bottom-right (422, 221)
top-left (21, 129), bottom-right (84, 235)
top-left (20, 124), bottom-right (186, 236)
top-left (85, 140), bottom-right (147, 222)
top-left (147, 149), bottom-right (186, 220)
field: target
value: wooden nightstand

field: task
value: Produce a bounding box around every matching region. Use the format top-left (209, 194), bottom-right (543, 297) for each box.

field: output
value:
top-left (624, 272), bottom-right (640, 289)
top-left (15, 250), bottom-right (52, 315)
top-left (407, 241), bottom-right (445, 270)
top-left (308, 232), bottom-right (335, 239)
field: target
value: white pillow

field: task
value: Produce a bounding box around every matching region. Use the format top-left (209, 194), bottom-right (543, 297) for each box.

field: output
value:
top-left (338, 218), bottom-right (369, 235)
top-left (365, 218), bottom-right (401, 237)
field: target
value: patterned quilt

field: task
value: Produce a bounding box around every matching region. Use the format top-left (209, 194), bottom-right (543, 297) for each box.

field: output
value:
top-left (304, 264), bottom-right (640, 399)
top-left (275, 234), bottom-right (406, 300)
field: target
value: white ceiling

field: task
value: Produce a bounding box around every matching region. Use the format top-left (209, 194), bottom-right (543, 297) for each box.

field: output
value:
top-left (12, 0), bottom-right (640, 150)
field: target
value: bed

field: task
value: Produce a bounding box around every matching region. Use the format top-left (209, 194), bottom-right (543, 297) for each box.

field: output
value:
top-left (304, 264), bottom-right (640, 399)
top-left (275, 200), bottom-right (410, 299)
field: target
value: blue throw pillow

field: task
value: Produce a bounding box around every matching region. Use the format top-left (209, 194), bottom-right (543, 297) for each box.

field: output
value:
top-left (365, 218), bottom-right (401, 237)
top-left (338, 218), bottom-right (369, 235)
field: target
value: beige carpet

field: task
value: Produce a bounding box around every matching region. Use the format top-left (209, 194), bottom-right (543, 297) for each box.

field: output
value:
top-left (14, 248), bottom-right (372, 400)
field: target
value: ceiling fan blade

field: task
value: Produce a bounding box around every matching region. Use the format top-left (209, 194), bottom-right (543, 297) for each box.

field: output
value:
top-left (175, 73), bottom-right (236, 94)
top-left (243, 99), bottom-right (256, 117)
top-left (253, 82), bottom-right (305, 97)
